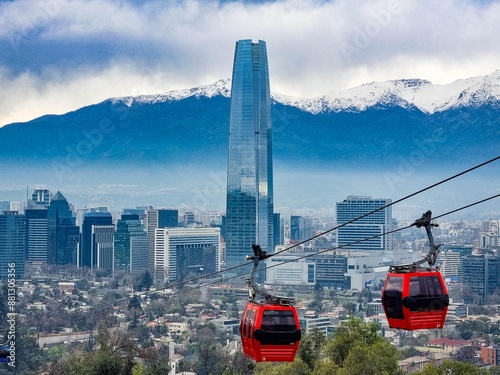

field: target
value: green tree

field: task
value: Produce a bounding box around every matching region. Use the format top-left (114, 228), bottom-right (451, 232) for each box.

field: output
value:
top-left (128, 295), bottom-right (143, 320)
top-left (312, 360), bottom-right (339, 375)
top-left (140, 349), bottom-right (171, 375)
top-left (339, 340), bottom-right (399, 375)
top-left (325, 317), bottom-right (380, 366)
top-left (1, 326), bottom-right (47, 375)
top-left (134, 270), bottom-right (154, 292)
top-left (193, 343), bottom-right (227, 375)
top-left (255, 358), bottom-right (310, 375)
top-left (49, 321), bottom-right (142, 375)
top-left (452, 345), bottom-right (481, 364)
top-left (297, 327), bottom-right (326, 370)
top-left (413, 359), bottom-right (489, 375)
top-left (224, 349), bottom-right (255, 375)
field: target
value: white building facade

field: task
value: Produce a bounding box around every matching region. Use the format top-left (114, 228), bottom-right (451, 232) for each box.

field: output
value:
top-left (154, 227), bottom-right (220, 283)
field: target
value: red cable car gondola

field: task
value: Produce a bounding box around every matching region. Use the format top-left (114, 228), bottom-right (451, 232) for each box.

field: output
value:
top-left (240, 302), bottom-right (301, 362)
top-left (240, 245), bottom-right (302, 362)
top-left (382, 211), bottom-right (449, 331)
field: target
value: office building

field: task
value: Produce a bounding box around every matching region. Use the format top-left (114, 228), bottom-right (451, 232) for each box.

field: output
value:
top-left (81, 212), bottom-right (112, 268)
top-left (313, 254), bottom-right (349, 290)
top-left (75, 206), bottom-right (109, 228)
top-left (266, 254), bottom-right (316, 286)
top-left (290, 216), bottom-right (314, 243)
top-left (462, 254), bottom-right (500, 304)
top-left (114, 214), bottom-right (148, 274)
top-left (0, 211), bottom-right (25, 279)
top-left (146, 208), bottom-right (178, 274)
top-left (30, 189), bottom-right (51, 207)
top-left (302, 316), bottom-right (335, 336)
top-left (154, 227), bottom-right (220, 283)
top-left (122, 207), bottom-right (147, 219)
top-left (9, 201), bottom-right (24, 213)
top-left (47, 191), bottom-right (79, 265)
top-left (25, 208), bottom-right (48, 262)
top-left (183, 211), bottom-right (195, 226)
top-left (273, 213), bottom-right (284, 247)
top-left (225, 39), bottom-right (274, 277)
top-left (92, 225), bottom-right (115, 275)
top-left (336, 196), bottom-right (393, 251)
top-left (441, 250), bottom-right (463, 282)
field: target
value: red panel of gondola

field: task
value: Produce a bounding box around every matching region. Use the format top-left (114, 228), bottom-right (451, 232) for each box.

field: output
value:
top-left (382, 269), bottom-right (449, 331)
top-left (240, 302), bottom-right (301, 362)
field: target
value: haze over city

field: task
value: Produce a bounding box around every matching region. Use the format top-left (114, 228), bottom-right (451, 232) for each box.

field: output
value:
top-left (0, 0), bottom-right (499, 219)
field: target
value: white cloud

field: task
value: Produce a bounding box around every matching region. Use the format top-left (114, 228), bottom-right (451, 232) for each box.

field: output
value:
top-left (0, 0), bottom-right (499, 126)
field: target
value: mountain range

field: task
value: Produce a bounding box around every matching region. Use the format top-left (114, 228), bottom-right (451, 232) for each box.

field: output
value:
top-left (0, 71), bottom-right (499, 218)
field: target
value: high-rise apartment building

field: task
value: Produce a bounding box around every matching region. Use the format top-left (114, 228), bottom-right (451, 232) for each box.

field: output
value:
top-left (81, 212), bottom-right (112, 268)
top-left (0, 211), bottom-right (26, 279)
top-left (47, 191), bottom-right (79, 265)
top-left (114, 214), bottom-right (148, 274)
top-left (225, 39), bottom-right (274, 275)
top-left (336, 196), bottom-right (393, 251)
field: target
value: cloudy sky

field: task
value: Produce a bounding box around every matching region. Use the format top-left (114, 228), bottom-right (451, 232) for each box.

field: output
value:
top-left (1, 0), bottom-right (499, 127)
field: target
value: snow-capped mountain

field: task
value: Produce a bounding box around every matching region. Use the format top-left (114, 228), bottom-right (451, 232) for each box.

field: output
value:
top-left (113, 70), bottom-right (500, 115)
top-left (284, 69), bottom-right (500, 114)
top-left (113, 78), bottom-right (232, 107)
top-left (1, 70), bottom-right (499, 215)
top-left (275, 69), bottom-right (500, 114)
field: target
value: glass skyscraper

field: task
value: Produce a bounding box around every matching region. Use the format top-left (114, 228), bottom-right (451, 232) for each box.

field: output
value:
top-left (81, 212), bottom-right (112, 268)
top-left (0, 211), bottom-right (25, 280)
top-left (225, 39), bottom-right (274, 275)
top-left (47, 191), bottom-right (79, 265)
top-left (114, 214), bottom-right (148, 274)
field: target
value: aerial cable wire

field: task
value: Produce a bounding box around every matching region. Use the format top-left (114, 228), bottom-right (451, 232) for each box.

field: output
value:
top-left (2, 157), bottom-right (499, 334)
top-left (267, 155), bottom-right (500, 259)
top-left (163, 192), bottom-right (500, 299)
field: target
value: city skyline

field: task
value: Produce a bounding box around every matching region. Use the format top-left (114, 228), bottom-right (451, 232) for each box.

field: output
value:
top-left (1, 0), bottom-right (499, 126)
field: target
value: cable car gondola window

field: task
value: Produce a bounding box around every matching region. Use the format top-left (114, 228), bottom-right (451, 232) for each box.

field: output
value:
top-left (262, 310), bottom-right (297, 331)
top-left (242, 311), bottom-right (249, 339)
top-left (406, 276), bottom-right (447, 312)
top-left (383, 276), bottom-right (404, 319)
top-left (425, 275), bottom-right (444, 297)
top-left (254, 309), bottom-right (300, 345)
